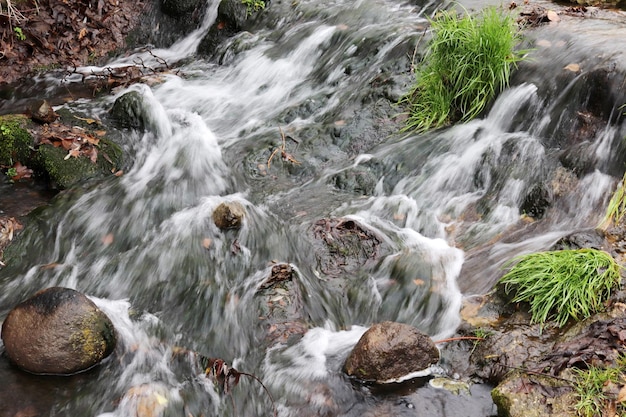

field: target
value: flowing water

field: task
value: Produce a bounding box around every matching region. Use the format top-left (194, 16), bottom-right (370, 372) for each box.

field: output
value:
top-left (1, 0), bottom-right (626, 416)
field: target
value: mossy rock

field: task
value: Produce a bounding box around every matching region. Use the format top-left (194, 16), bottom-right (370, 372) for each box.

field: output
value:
top-left (35, 138), bottom-right (122, 189)
top-left (491, 370), bottom-right (576, 417)
top-left (1, 287), bottom-right (117, 375)
top-left (0, 115), bottom-right (34, 167)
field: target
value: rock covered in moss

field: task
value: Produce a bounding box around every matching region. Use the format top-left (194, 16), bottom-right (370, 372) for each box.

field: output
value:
top-left (344, 321), bottom-right (439, 383)
top-left (213, 201), bottom-right (245, 230)
top-left (0, 115), bottom-right (34, 167)
top-left (491, 370), bottom-right (576, 417)
top-left (110, 91), bottom-right (152, 130)
top-left (1, 287), bottom-right (117, 375)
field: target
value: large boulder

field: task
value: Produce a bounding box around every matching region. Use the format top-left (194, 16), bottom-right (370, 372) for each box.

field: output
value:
top-left (1, 287), bottom-right (117, 375)
top-left (344, 321), bottom-right (439, 383)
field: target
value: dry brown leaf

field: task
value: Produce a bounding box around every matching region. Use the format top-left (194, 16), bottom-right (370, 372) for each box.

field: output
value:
top-left (536, 39), bottom-right (552, 48)
top-left (202, 238), bottom-right (213, 249)
top-left (617, 385), bottom-right (626, 403)
top-left (64, 148), bottom-right (80, 160)
top-left (78, 27), bottom-right (88, 40)
top-left (564, 63), bottom-right (580, 72)
top-left (102, 233), bottom-right (114, 246)
top-left (547, 10), bottom-right (560, 22)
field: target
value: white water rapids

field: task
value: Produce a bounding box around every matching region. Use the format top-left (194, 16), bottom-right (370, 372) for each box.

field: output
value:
top-left (1, 0), bottom-right (625, 416)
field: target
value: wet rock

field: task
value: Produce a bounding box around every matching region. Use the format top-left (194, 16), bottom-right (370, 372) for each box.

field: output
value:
top-left (470, 315), bottom-right (559, 383)
top-left (212, 201), bottom-right (246, 230)
top-left (344, 321), bottom-right (439, 383)
top-left (520, 182), bottom-right (551, 219)
top-left (197, 0), bottom-right (258, 57)
top-left (0, 217), bottom-right (22, 266)
top-left (1, 287), bottom-right (117, 375)
top-left (491, 370), bottom-right (575, 417)
top-left (331, 164), bottom-right (381, 196)
top-left (256, 263), bottom-right (308, 344)
top-left (312, 217), bottom-right (385, 277)
top-left (120, 383), bottom-right (170, 417)
top-left (29, 100), bottom-right (58, 124)
top-left (551, 229), bottom-right (607, 251)
top-left (110, 91), bottom-right (151, 130)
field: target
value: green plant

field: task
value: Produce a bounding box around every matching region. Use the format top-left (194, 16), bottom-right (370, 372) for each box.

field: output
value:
top-left (499, 249), bottom-right (622, 327)
top-left (13, 26), bottom-right (25, 41)
top-left (470, 328), bottom-right (492, 353)
top-left (241, 0), bottom-right (265, 14)
top-left (401, 6), bottom-right (527, 133)
top-left (6, 167), bottom-right (17, 178)
top-left (573, 356), bottom-right (626, 417)
top-left (599, 171), bottom-right (626, 229)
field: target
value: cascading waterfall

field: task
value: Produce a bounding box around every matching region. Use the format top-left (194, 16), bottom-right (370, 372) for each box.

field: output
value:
top-left (1, 0), bottom-right (625, 416)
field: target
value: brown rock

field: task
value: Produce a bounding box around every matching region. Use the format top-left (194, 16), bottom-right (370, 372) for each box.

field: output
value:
top-left (213, 201), bottom-right (245, 230)
top-left (1, 287), bottom-right (117, 375)
top-left (29, 100), bottom-right (58, 124)
top-left (344, 321), bottom-right (439, 383)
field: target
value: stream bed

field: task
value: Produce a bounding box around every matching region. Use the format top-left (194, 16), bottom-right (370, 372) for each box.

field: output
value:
top-left (1, 0), bottom-right (626, 416)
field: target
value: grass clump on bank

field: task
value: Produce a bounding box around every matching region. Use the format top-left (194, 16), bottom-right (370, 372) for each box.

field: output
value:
top-left (599, 171), bottom-right (626, 229)
top-left (402, 6), bottom-right (526, 133)
top-left (499, 249), bottom-right (621, 327)
top-left (573, 356), bottom-right (626, 417)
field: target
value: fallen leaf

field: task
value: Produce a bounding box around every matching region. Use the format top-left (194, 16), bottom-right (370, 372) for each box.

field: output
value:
top-left (547, 10), bottom-right (560, 22)
top-left (536, 39), bottom-right (552, 48)
top-left (64, 148), bottom-right (80, 160)
top-left (413, 278), bottom-right (426, 286)
top-left (617, 385), bottom-right (626, 403)
top-left (393, 212), bottom-right (406, 221)
top-left (78, 27), bottom-right (88, 40)
top-left (10, 162), bottom-right (33, 180)
top-left (202, 238), bottom-right (212, 249)
top-left (564, 63), bottom-right (580, 72)
top-left (102, 233), bottom-right (114, 246)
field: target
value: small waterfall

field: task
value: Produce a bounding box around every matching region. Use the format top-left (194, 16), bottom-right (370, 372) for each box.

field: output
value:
top-left (1, 0), bottom-right (625, 416)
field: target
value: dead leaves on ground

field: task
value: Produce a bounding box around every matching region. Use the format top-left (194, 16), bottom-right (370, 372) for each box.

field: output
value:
top-left (0, 0), bottom-right (146, 84)
top-left (38, 121), bottom-right (103, 163)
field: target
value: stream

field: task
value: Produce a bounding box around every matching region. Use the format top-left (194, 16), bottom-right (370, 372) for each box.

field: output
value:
top-left (1, 0), bottom-right (626, 416)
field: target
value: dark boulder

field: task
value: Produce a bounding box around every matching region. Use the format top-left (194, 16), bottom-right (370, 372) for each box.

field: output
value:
top-left (1, 287), bottom-right (116, 375)
top-left (344, 321), bottom-right (439, 383)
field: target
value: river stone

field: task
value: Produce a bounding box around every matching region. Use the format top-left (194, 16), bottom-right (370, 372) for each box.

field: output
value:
top-left (110, 91), bottom-right (150, 130)
top-left (343, 321), bottom-right (439, 383)
top-left (213, 201), bottom-right (245, 230)
top-left (491, 370), bottom-right (576, 417)
top-left (1, 287), bottom-right (117, 375)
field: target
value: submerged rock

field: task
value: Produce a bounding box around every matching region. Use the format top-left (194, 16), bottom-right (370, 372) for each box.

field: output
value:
top-left (1, 287), bottom-right (116, 375)
top-left (344, 321), bottom-right (439, 383)
top-left (212, 201), bottom-right (246, 230)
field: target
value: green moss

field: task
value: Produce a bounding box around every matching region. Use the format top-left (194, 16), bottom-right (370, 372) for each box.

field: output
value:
top-left (0, 115), bottom-right (34, 167)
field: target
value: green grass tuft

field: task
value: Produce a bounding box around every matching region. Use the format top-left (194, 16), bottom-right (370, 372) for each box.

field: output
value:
top-left (499, 249), bottom-right (622, 327)
top-left (599, 171), bottom-right (626, 230)
top-left (402, 6), bottom-right (527, 133)
top-left (573, 355), bottom-right (626, 417)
